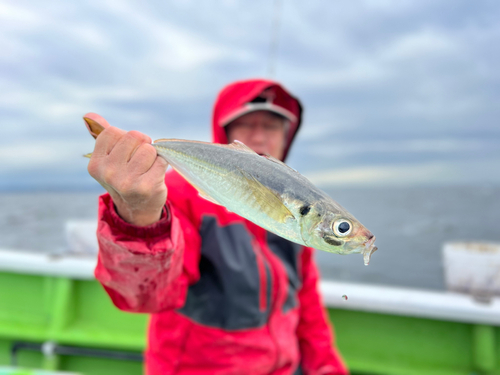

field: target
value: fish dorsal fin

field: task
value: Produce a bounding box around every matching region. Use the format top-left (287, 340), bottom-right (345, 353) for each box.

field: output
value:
top-left (238, 168), bottom-right (294, 224)
top-left (227, 140), bottom-right (258, 154)
top-left (153, 138), bottom-right (172, 143)
top-left (153, 138), bottom-right (212, 144)
top-left (263, 154), bottom-right (298, 173)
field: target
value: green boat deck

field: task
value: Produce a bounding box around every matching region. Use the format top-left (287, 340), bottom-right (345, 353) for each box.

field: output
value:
top-left (1, 249), bottom-right (499, 375)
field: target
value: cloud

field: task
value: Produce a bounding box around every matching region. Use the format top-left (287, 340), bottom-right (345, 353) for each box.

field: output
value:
top-left (0, 0), bottom-right (499, 189)
top-left (0, 2), bottom-right (41, 26)
top-left (279, 1), bottom-right (500, 138)
top-left (305, 158), bottom-right (500, 187)
top-left (307, 138), bottom-right (489, 158)
top-left (91, 0), bottom-right (231, 72)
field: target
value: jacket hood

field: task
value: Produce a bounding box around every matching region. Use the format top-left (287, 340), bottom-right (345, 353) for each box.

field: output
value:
top-left (211, 78), bottom-right (303, 161)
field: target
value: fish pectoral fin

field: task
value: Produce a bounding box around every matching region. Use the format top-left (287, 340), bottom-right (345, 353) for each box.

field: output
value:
top-left (238, 168), bottom-right (294, 224)
top-left (197, 188), bottom-right (222, 206)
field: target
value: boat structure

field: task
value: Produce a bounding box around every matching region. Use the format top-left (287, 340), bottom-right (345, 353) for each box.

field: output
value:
top-left (1, 222), bottom-right (499, 375)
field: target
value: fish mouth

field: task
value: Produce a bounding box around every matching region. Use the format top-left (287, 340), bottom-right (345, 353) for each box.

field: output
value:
top-left (362, 236), bottom-right (377, 266)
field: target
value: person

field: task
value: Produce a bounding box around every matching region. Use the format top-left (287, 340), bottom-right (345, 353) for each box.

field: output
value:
top-left (86, 79), bottom-right (349, 375)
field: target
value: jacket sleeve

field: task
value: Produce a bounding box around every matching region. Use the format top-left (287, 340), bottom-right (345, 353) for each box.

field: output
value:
top-left (94, 192), bottom-right (201, 313)
top-left (296, 247), bottom-right (349, 375)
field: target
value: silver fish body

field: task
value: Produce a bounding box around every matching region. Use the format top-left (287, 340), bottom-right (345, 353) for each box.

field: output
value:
top-left (153, 139), bottom-right (377, 265)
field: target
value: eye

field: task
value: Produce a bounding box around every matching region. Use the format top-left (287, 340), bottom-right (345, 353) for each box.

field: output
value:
top-left (333, 219), bottom-right (352, 237)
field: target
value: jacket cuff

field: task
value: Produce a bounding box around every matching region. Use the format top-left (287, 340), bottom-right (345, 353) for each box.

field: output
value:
top-left (100, 193), bottom-right (172, 239)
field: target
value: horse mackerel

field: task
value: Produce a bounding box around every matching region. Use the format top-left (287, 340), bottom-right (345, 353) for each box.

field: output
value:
top-left (84, 117), bottom-right (377, 265)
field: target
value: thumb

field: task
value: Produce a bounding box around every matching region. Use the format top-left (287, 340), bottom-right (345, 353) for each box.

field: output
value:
top-left (83, 112), bottom-right (112, 139)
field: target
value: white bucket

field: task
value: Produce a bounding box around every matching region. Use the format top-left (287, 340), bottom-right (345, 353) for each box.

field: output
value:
top-left (442, 242), bottom-right (500, 300)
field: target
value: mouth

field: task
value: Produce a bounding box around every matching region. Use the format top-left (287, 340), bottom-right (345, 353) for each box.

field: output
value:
top-left (362, 236), bottom-right (377, 266)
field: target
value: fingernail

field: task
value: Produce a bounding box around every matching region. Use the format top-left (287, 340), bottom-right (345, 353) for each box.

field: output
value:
top-left (83, 117), bottom-right (105, 139)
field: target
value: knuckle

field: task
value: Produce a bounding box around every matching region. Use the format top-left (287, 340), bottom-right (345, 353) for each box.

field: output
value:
top-left (102, 168), bottom-right (117, 184)
top-left (129, 130), bottom-right (151, 143)
top-left (127, 130), bottom-right (141, 138)
top-left (125, 130), bottom-right (141, 142)
top-left (87, 159), bottom-right (97, 176)
top-left (105, 126), bottom-right (122, 137)
top-left (117, 132), bottom-right (141, 150)
top-left (88, 159), bottom-right (105, 179)
top-left (107, 127), bottom-right (127, 142)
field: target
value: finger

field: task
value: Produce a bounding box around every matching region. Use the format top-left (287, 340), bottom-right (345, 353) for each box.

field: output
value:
top-left (146, 155), bottom-right (169, 178)
top-left (83, 112), bottom-right (112, 139)
top-left (128, 130), bottom-right (151, 144)
top-left (108, 131), bottom-right (150, 165)
top-left (94, 126), bottom-right (127, 156)
top-left (127, 131), bottom-right (153, 163)
top-left (128, 143), bottom-right (158, 174)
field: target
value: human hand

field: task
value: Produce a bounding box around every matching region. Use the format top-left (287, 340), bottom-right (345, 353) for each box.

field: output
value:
top-left (85, 113), bottom-right (169, 226)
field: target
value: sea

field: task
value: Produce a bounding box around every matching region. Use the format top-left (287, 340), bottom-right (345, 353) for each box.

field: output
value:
top-left (1, 185), bottom-right (499, 292)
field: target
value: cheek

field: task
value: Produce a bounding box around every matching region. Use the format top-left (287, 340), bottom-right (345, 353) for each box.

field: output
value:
top-left (271, 136), bottom-right (285, 158)
top-left (227, 129), bottom-right (244, 143)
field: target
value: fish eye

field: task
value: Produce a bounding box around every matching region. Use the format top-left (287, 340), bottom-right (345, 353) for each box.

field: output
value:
top-left (333, 219), bottom-right (352, 237)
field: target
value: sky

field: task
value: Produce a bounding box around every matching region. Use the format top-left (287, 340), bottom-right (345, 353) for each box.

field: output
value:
top-left (1, 0), bottom-right (499, 190)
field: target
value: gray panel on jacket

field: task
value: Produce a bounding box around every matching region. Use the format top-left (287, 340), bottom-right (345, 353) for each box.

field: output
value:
top-left (267, 232), bottom-right (303, 313)
top-left (178, 216), bottom-right (272, 330)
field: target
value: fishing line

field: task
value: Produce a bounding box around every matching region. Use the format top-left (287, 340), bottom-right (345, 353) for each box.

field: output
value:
top-left (267, 0), bottom-right (282, 78)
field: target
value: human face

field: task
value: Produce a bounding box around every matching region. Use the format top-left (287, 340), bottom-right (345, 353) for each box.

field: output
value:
top-left (225, 110), bottom-right (286, 160)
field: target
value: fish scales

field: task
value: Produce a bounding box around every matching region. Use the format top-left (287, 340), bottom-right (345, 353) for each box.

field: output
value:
top-left (154, 140), bottom-right (323, 202)
top-left (152, 140), bottom-right (363, 249)
top-left (154, 140), bottom-right (308, 242)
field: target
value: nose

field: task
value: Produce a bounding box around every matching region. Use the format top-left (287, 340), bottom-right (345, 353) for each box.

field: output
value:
top-left (250, 125), bottom-right (266, 142)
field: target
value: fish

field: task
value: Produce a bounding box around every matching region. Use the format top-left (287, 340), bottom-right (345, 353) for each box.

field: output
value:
top-left (84, 117), bottom-right (377, 265)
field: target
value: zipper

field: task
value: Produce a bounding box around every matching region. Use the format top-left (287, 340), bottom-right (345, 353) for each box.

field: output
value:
top-left (254, 227), bottom-right (288, 373)
top-left (252, 238), bottom-right (268, 312)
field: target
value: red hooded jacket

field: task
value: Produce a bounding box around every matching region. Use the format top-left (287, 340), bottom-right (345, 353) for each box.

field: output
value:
top-left (94, 79), bottom-right (349, 375)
